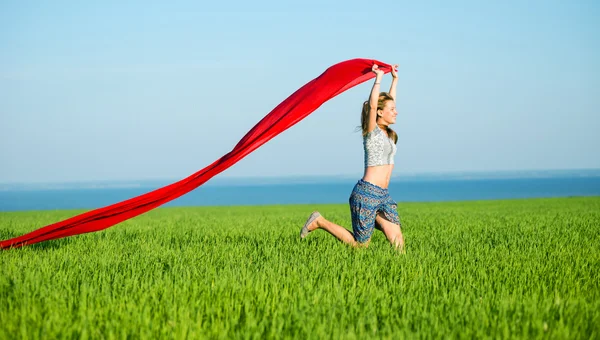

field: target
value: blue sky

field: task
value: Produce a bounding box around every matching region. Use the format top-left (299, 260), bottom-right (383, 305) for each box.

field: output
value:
top-left (1, 1), bottom-right (599, 183)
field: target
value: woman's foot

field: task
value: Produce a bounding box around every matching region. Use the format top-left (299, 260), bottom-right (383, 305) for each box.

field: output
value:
top-left (300, 211), bottom-right (321, 239)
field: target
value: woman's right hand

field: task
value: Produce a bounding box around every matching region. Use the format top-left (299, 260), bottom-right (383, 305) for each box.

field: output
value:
top-left (372, 64), bottom-right (384, 77)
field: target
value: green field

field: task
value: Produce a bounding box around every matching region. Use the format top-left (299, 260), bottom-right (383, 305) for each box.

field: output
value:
top-left (1, 197), bottom-right (599, 339)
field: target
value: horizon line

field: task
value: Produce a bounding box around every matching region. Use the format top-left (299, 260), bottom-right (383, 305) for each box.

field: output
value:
top-left (1, 167), bottom-right (599, 188)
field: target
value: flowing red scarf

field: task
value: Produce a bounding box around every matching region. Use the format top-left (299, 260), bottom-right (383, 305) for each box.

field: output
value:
top-left (1, 58), bottom-right (393, 249)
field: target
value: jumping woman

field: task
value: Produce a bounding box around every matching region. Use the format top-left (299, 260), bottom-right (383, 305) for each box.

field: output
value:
top-left (300, 63), bottom-right (405, 250)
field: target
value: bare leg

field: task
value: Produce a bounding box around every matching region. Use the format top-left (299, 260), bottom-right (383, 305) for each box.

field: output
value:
top-left (307, 215), bottom-right (359, 246)
top-left (375, 213), bottom-right (405, 252)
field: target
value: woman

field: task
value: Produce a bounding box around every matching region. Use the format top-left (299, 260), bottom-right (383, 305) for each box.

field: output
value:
top-left (300, 63), bottom-right (404, 250)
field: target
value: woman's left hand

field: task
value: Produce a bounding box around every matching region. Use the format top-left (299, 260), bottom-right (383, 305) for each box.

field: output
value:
top-left (391, 64), bottom-right (399, 78)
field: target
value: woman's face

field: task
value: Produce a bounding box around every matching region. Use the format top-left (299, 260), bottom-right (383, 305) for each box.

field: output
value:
top-left (378, 100), bottom-right (397, 125)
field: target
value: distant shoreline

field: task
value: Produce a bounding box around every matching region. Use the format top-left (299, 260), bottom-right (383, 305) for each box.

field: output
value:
top-left (1, 176), bottom-right (599, 212)
top-left (1, 168), bottom-right (599, 192)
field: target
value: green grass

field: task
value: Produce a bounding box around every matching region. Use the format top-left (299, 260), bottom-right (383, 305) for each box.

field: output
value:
top-left (1, 197), bottom-right (599, 339)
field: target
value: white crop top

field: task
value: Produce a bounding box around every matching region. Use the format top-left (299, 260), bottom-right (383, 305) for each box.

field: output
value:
top-left (363, 126), bottom-right (397, 167)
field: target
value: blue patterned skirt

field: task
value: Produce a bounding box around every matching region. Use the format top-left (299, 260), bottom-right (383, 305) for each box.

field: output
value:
top-left (349, 179), bottom-right (401, 243)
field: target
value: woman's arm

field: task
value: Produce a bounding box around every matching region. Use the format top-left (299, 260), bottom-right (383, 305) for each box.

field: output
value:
top-left (368, 64), bottom-right (384, 132)
top-left (389, 64), bottom-right (399, 101)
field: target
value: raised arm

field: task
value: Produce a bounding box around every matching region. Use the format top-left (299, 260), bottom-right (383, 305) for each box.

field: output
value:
top-left (368, 64), bottom-right (384, 132)
top-left (389, 64), bottom-right (399, 101)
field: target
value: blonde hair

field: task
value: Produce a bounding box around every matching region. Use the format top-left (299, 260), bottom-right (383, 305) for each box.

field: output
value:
top-left (360, 92), bottom-right (398, 144)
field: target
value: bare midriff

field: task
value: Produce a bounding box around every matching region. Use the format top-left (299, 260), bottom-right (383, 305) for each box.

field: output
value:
top-left (362, 164), bottom-right (394, 189)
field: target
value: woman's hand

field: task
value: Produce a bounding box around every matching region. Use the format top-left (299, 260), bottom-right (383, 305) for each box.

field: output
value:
top-left (389, 64), bottom-right (399, 100)
top-left (372, 64), bottom-right (384, 77)
top-left (391, 64), bottom-right (399, 78)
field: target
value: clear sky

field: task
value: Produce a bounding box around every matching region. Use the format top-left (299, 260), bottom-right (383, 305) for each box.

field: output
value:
top-left (1, 0), bottom-right (599, 183)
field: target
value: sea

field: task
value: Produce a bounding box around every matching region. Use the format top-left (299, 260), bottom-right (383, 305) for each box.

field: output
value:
top-left (1, 170), bottom-right (599, 212)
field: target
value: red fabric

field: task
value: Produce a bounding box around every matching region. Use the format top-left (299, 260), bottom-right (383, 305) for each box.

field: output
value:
top-left (1, 58), bottom-right (392, 249)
